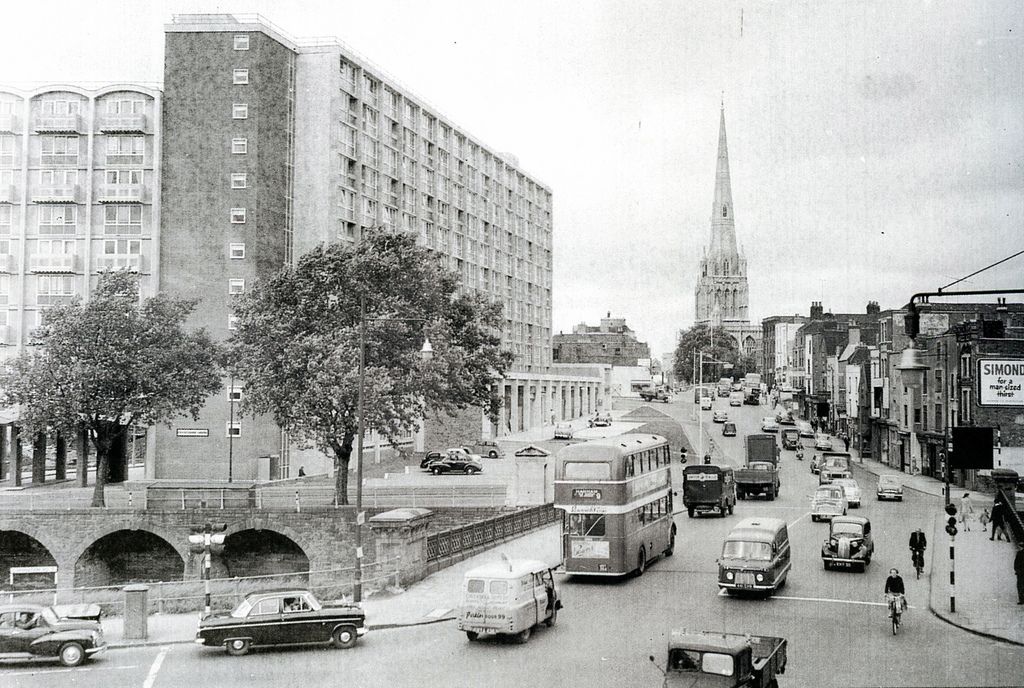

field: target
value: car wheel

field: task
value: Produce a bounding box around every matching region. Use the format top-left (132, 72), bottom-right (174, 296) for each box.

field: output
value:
top-left (59, 641), bottom-right (86, 667)
top-left (687, 507), bottom-right (695, 518)
top-left (332, 625), bottom-right (358, 649)
top-left (226, 638), bottom-right (251, 656)
top-left (466, 466), bottom-right (480, 475)
top-left (515, 626), bottom-right (532, 644)
top-left (665, 527), bottom-right (676, 557)
top-left (636, 547), bottom-right (647, 577)
top-left (466, 630), bottom-right (479, 641)
top-left (488, 449), bottom-right (499, 458)
top-left (823, 561), bottom-right (830, 570)
top-left (432, 466), bottom-right (442, 475)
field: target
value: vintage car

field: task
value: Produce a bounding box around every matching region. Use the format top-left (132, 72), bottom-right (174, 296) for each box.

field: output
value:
top-left (876, 474), bottom-right (904, 501)
top-left (428, 453), bottom-right (483, 475)
top-left (775, 411), bottom-right (796, 426)
top-left (831, 478), bottom-right (862, 508)
top-left (760, 417), bottom-right (779, 433)
top-left (712, 410), bottom-right (729, 423)
top-left (196, 589), bottom-right (365, 656)
top-left (553, 423), bottom-right (574, 440)
top-left (421, 446), bottom-right (482, 469)
top-left (780, 429), bottom-right (800, 450)
top-left (811, 484), bottom-right (848, 522)
top-left (814, 434), bottom-right (833, 450)
top-left (722, 422), bottom-right (737, 437)
top-left (796, 421), bottom-right (815, 438)
top-left (457, 559), bottom-right (561, 643)
top-left (0, 604), bottom-right (106, 667)
top-left (700, 396), bottom-right (714, 410)
top-left (821, 515), bottom-right (874, 571)
top-left (592, 412), bottom-right (613, 427)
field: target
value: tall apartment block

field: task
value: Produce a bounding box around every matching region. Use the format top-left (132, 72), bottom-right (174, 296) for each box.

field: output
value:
top-left (0, 84), bottom-right (161, 356)
top-left (154, 15), bottom-right (603, 481)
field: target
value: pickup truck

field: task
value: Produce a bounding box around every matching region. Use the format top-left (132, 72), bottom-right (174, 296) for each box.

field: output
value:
top-left (640, 388), bottom-right (670, 403)
top-left (736, 434), bottom-right (780, 500)
top-left (654, 630), bottom-right (787, 688)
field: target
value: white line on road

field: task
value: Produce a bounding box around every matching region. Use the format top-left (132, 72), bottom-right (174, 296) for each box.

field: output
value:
top-left (716, 588), bottom-right (915, 609)
top-left (4, 665), bottom-right (139, 677)
top-left (788, 511), bottom-right (812, 527)
top-left (142, 646), bottom-right (170, 688)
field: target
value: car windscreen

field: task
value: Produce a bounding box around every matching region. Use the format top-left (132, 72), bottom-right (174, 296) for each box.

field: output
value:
top-left (230, 599), bottom-right (253, 618)
top-left (832, 522), bottom-right (863, 537)
top-left (563, 462), bottom-right (611, 480)
top-left (40, 608), bottom-right (60, 626)
top-left (721, 540), bottom-right (772, 561)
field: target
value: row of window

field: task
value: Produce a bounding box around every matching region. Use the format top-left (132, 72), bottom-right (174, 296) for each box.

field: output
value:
top-left (0, 205), bottom-right (146, 234)
top-left (0, 169), bottom-right (145, 185)
top-left (0, 134), bottom-right (147, 162)
top-left (624, 445), bottom-right (672, 478)
top-left (0, 97), bottom-right (148, 116)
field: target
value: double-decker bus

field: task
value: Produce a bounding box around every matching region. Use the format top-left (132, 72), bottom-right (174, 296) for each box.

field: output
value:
top-left (554, 434), bottom-right (676, 576)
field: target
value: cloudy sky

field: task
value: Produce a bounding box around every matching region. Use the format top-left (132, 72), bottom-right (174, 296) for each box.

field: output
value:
top-left (3, 0), bottom-right (1022, 358)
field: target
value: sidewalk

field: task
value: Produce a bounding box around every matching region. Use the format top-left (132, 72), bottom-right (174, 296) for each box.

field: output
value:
top-left (844, 441), bottom-right (1024, 645)
top-left (102, 523), bottom-right (561, 648)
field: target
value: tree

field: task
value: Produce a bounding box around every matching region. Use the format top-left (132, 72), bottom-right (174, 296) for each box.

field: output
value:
top-left (1, 272), bottom-right (224, 507)
top-left (672, 324), bottom-right (742, 384)
top-left (228, 230), bottom-right (513, 505)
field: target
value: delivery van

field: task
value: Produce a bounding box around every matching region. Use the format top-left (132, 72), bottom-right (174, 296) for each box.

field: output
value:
top-left (456, 558), bottom-right (562, 643)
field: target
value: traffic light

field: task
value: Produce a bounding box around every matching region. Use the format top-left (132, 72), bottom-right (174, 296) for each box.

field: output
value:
top-left (679, 447), bottom-right (688, 464)
top-left (945, 503), bottom-right (958, 537)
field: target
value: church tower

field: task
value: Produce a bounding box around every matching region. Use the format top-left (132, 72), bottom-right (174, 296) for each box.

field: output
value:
top-left (695, 104), bottom-right (750, 328)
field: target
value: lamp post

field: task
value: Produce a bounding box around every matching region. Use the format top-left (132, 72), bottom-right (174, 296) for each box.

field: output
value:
top-left (696, 350), bottom-right (733, 461)
top-left (352, 295), bottom-right (433, 603)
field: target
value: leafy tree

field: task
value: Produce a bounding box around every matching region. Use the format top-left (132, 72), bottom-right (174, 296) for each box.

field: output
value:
top-left (1, 272), bottom-right (224, 507)
top-left (228, 230), bottom-right (513, 505)
top-left (672, 324), bottom-right (742, 384)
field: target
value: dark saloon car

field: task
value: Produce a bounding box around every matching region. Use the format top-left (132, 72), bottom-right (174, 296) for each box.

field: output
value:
top-left (428, 454), bottom-right (483, 475)
top-left (196, 589), bottom-right (365, 656)
top-left (0, 604), bottom-right (106, 667)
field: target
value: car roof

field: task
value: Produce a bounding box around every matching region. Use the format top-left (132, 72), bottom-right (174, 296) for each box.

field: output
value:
top-left (465, 558), bottom-right (552, 580)
top-left (726, 517), bottom-right (786, 542)
top-left (243, 588), bottom-right (312, 600)
top-left (0, 604), bottom-right (46, 613)
top-left (832, 515), bottom-right (869, 527)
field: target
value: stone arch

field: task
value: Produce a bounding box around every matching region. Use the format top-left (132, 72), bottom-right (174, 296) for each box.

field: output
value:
top-left (743, 335), bottom-right (757, 356)
top-left (0, 530), bottom-right (58, 590)
top-left (217, 528), bottom-right (310, 581)
top-left (75, 528), bottom-right (185, 587)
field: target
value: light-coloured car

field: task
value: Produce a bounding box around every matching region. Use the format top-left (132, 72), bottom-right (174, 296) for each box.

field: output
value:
top-left (814, 434), bottom-right (832, 451)
top-left (760, 417), bottom-right (779, 433)
top-left (700, 396), bottom-right (714, 410)
top-left (553, 423), bottom-right (573, 440)
top-left (592, 412), bottom-right (612, 427)
top-left (831, 478), bottom-right (862, 508)
top-left (811, 484), bottom-right (848, 522)
top-left (876, 475), bottom-right (904, 501)
top-left (712, 410), bottom-right (729, 423)
top-left (797, 421), bottom-right (814, 438)
top-left (728, 391), bottom-right (743, 406)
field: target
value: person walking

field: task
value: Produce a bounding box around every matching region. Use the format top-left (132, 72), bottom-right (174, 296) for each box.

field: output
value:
top-left (959, 492), bottom-right (974, 532)
top-left (1015, 542), bottom-right (1024, 605)
top-left (990, 500), bottom-right (1011, 542)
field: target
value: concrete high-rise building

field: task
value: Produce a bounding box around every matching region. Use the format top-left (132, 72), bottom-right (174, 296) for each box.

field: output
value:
top-left (154, 14), bottom-right (601, 480)
top-left (694, 104), bottom-right (760, 361)
top-left (0, 84), bottom-right (162, 357)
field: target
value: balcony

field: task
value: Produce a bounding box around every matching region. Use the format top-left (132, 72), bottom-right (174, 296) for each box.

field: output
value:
top-left (30, 253), bottom-right (76, 272)
top-left (96, 254), bottom-right (142, 272)
top-left (98, 113), bottom-right (148, 134)
top-left (0, 113), bottom-right (18, 133)
top-left (0, 254), bottom-right (13, 273)
top-left (32, 184), bottom-right (79, 203)
top-left (105, 154), bottom-right (145, 166)
top-left (34, 115), bottom-right (82, 133)
top-left (0, 184), bottom-right (16, 204)
top-left (97, 183), bottom-right (146, 203)
top-left (40, 154), bottom-right (78, 166)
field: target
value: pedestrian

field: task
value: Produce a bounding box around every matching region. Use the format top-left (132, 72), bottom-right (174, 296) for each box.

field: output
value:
top-left (843, 434), bottom-right (850, 452)
top-left (959, 492), bottom-right (974, 532)
top-left (1015, 542), bottom-right (1024, 605)
top-left (990, 500), bottom-right (1011, 542)
top-left (298, 466), bottom-right (306, 477)
top-left (980, 508), bottom-right (991, 529)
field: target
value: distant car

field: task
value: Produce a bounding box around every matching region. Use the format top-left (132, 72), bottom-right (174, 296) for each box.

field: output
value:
top-left (429, 453), bottom-right (483, 475)
top-left (728, 391), bottom-right (743, 407)
top-left (722, 422), bottom-right (737, 437)
top-left (831, 477), bottom-right (862, 508)
top-left (797, 421), bottom-right (814, 438)
top-left (814, 434), bottom-right (832, 451)
top-left (731, 382), bottom-right (742, 392)
top-left (821, 516), bottom-right (874, 572)
top-left (700, 397), bottom-right (713, 410)
top-left (712, 410), bottom-right (728, 423)
top-left (811, 484), bottom-right (848, 522)
top-left (760, 417), bottom-right (779, 433)
top-left (553, 423), bottom-right (574, 440)
top-left (775, 412), bottom-right (796, 425)
top-left (196, 589), bottom-right (365, 656)
top-left (0, 604), bottom-right (106, 667)
top-left (592, 412), bottom-right (612, 427)
top-left (421, 447), bottom-right (482, 469)
top-left (876, 475), bottom-right (904, 501)
top-left (469, 440), bottom-right (503, 459)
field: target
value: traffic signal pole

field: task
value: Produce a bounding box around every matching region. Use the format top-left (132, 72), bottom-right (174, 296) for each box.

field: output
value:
top-left (945, 503), bottom-right (958, 613)
top-left (189, 522), bottom-right (226, 618)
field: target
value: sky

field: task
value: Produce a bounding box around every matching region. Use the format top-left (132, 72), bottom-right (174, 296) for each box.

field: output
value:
top-left (2, 0), bottom-right (1022, 359)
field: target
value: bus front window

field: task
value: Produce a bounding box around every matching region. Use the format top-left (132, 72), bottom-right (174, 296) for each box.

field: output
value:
top-left (567, 513), bottom-right (606, 537)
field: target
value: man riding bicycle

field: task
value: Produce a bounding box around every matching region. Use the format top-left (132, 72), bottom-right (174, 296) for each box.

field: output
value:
top-left (885, 568), bottom-right (907, 611)
top-left (909, 528), bottom-right (927, 575)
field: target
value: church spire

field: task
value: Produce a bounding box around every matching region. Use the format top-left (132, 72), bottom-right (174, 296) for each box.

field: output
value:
top-left (710, 103), bottom-right (737, 256)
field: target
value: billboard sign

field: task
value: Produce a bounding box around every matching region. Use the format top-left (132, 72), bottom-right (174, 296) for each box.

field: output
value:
top-left (977, 359), bottom-right (1024, 407)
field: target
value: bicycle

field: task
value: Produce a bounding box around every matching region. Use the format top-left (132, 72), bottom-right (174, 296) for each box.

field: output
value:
top-left (887, 593), bottom-right (906, 635)
top-left (911, 548), bottom-right (925, 579)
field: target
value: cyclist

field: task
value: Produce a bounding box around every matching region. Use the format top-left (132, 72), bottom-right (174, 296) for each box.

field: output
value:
top-left (885, 568), bottom-right (907, 617)
top-left (909, 528), bottom-right (927, 575)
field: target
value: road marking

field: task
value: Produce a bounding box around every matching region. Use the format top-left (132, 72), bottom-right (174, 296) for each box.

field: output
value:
top-left (716, 588), bottom-right (915, 609)
top-left (788, 511), bottom-right (812, 527)
top-left (4, 665), bottom-right (139, 677)
top-left (142, 646), bottom-right (170, 688)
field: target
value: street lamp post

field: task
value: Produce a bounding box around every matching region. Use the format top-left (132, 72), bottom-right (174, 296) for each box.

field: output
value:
top-left (352, 295), bottom-right (433, 603)
top-left (696, 350), bottom-right (733, 461)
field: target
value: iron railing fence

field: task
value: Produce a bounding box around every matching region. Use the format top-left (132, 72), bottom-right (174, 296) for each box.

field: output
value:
top-left (426, 504), bottom-right (557, 562)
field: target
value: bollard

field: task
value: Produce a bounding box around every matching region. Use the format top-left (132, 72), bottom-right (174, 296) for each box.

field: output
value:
top-left (123, 584), bottom-right (149, 640)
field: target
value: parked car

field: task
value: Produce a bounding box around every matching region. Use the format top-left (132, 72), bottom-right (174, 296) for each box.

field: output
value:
top-left (876, 474), bottom-right (904, 501)
top-left (592, 412), bottom-right (613, 427)
top-left (831, 477), bottom-right (862, 508)
top-left (553, 423), bottom-right (574, 440)
top-left (428, 453), bottom-right (483, 475)
top-left (0, 604), bottom-right (106, 667)
top-left (722, 421), bottom-right (737, 437)
top-left (421, 447), bottom-right (482, 469)
top-left (797, 421), bottom-right (815, 438)
top-left (821, 515), bottom-right (874, 571)
top-left (811, 484), bottom-right (848, 522)
top-left (760, 417), bottom-right (779, 433)
top-left (196, 590), bottom-right (365, 656)
top-left (814, 434), bottom-right (832, 451)
top-left (775, 411), bottom-right (796, 425)
top-left (469, 440), bottom-right (503, 459)
top-left (700, 397), bottom-right (714, 410)
top-left (712, 410), bottom-right (729, 423)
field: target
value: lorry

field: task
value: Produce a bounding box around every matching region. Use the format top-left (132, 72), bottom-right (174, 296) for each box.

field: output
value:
top-left (717, 378), bottom-right (733, 397)
top-left (780, 428), bottom-right (800, 450)
top-left (652, 630), bottom-right (787, 688)
top-left (735, 434), bottom-right (780, 500)
top-left (640, 387), bottom-right (670, 403)
top-left (682, 464), bottom-right (736, 518)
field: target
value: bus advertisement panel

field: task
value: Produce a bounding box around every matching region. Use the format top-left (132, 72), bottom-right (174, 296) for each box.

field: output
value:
top-left (554, 435), bottom-right (676, 576)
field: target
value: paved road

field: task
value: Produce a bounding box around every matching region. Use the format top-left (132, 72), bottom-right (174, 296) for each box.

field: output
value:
top-left (6, 396), bottom-right (1024, 687)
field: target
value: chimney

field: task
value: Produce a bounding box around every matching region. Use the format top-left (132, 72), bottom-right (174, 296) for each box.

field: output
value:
top-left (810, 301), bottom-right (823, 319)
top-left (849, 325), bottom-right (861, 346)
top-left (866, 301), bottom-right (880, 316)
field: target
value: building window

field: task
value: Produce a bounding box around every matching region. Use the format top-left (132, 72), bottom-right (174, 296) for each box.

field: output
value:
top-left (106, 98), bottom-right (144, 115)
top-left (233, 35), bottom-right (249, 50)
top-left (230, 208), bottom-right (246, 224)
top-left (231, 138), bottom-right (248, 154)
top-left (231, 172), bottom-right (247, 189)
top-left (103, 239), bottom-right (141, 255)
top-left (0, 205), bottom-right (11, 234)
top-left (38, 205), bottom-right (77, 235)
top-left (105, 169), bottom-right (143, 184)
top-left (228, 278), bottom-right (245, 295)
top-left (226, 422), bottom-right (242, 437)
top-left (0, 135), bottom-right (15, 166)
top-left (40, 169), bottom-right (77, 186)
top-left (232, 104), bottom-right (249, 120)
top-left (935, 404), bottom-right (943, 429)
top-left (40, 135), bottom-right (79, 166)
top-left (229, 243), bottom-right (245, 259)
top-left (40, 99), bottom-right (81, 116)
top-left (233, 69), bottom-right (249, 85)
top-left (227, 386), bottom-right (243, 402)
top-left (103, 205), bottom-right (142, 234)
top-left (960, 388), bottom-right (971, 423)
top-left (106, 135), bottom-right (144, 164)
top-left (36, 274), bottom-right (75, 305)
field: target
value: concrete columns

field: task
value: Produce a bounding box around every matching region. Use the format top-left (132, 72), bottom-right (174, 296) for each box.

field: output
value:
top-left (76, 429), bottom-right (90, 487)
top-left (55, 433), bottom-right (67, 481)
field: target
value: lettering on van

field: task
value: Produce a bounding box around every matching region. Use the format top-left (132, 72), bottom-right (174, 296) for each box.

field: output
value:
top-left (463, 610), bottom-right (509, 623)
top-left (572, 488), bottom-right (603, 500)
top-left (685, 472), bottom-right (720, 482)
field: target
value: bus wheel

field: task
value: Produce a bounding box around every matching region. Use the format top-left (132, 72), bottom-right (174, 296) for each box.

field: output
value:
top-left (636, 547), bottom-right (647, 576)
top-left (665, 527), bottom-right (676, 557)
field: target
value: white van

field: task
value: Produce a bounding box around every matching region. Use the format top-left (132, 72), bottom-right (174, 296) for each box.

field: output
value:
top-left (729, 391), bottom-right (744, 407)
top-left (456, 558), bottom-right (561, 643)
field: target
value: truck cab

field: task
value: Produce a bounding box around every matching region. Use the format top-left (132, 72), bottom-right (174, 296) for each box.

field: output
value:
top-left (658, 630), bottom-right (787, 688)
